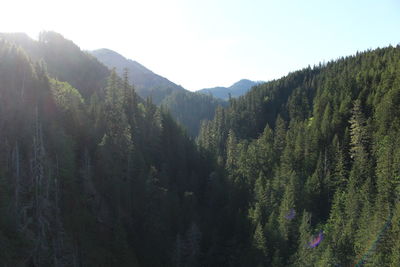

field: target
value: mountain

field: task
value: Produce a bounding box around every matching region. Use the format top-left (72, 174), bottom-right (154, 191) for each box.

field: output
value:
top-left (0, 33), bottom-right (223, 137)
top-left (0, 32), bottom-right (110, 99)
top-left (91, 48), bottom-right (227, 136)
top-left (2, 31), bottom-right (400, 266)
top-left (197, 79), bottom-right (261, 100)
top-left (198, 45), bottom-right (400, 266)
top-left (90, 48), bottom-right (186, 104)
top-left (0, 34), bottom-right (227, 266)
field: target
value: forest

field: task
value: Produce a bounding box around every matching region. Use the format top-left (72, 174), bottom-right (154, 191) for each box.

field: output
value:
top-left (0, 32), bottom-right (399, 266)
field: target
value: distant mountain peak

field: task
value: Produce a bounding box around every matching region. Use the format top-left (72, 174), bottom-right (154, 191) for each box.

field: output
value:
top-left (197, 79), bottom-right (262, 100)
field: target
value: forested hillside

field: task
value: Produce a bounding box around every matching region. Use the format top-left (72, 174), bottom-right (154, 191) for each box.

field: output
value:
top-left (91, 48), bottom-right (185, 105)
top-left (1, 31), bottom-right (400, 267)
top-left (0, 36), bottom-right (234, 266)
top-left (1, 32), bottom-right (225, 137)
top-left (0, 32), bottom-right (110, 99)
top-left (161, 91), bottom-right (227, 136)
top-left (91, 47), bottom-right (227, 136)
top-left (198, 45), bottom-right (400, 266)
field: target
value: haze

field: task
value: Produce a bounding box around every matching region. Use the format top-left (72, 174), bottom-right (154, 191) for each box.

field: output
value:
top-left (1, 0), bottom-right (399, 91)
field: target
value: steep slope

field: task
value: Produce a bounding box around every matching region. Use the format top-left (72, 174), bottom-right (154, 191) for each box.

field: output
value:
top-left (91, 48), bottom-right (185, 104)
top-left (91, 48), bottom-right (228, 136)
top-left (4, 31), bottom-right (399, 267)
top-left (197, 79), bottom-right (261, 100)
top-left (0, 36), bottom-right (232, 267)
top-left (0, 32), bottom-right (110, 99)
top-left (0, 33), bottom-right (225, 138)
top-left (161, 90), bottom-right (227, 136)
top-left (198, 45), bottom-right (400, 266)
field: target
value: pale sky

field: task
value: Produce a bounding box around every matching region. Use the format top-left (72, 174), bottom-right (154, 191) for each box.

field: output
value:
top-left (1, 0), bottom-right (399, 91)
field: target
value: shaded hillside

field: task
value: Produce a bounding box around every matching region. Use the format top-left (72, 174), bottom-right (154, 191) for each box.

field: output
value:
top-left (91, 48), bottom-right (185, 104)
top-left (2, 30), bottom-right (400, 267)
top-left (197, 79), bottom-right (261, 100)
top-left (0, 37), bottom-right (232, 267)
top-left (161, 91), bottom-right (227, 136)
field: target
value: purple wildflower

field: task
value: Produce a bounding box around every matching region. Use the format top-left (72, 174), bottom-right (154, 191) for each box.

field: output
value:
top-left (284, 208), bottom-right (296, 220)
top-left (308, 231), bottom-right (324, 248)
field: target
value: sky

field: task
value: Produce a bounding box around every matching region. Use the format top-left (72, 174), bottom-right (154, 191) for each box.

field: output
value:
top-left (1, 0), bottom-right (399, 91)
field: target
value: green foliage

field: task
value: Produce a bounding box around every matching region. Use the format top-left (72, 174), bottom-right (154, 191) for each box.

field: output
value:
top-left (199, 44), bottom-right (400, 266)
top-left (0, 34), bottom-right (231, 266)
top-left (2, 32), bottom-right (400, 266)
top-left (161, 90), bottom-right (227, 136)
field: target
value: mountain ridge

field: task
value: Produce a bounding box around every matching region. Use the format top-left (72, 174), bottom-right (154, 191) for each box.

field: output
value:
top-left (0, 31), bottom-right (110, 99)
top-left (90, 48), bottom-right (228, 136)
top-left (1, 31), bottom-right (400, 266)
top-left (197, 79), bottom-right (262, 100)
top-left (90, 48), bottom-right (186, 104)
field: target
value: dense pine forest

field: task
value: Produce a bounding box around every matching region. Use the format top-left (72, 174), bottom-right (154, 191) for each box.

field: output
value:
top-left (198, 45), bottom-right (400, 266)
top-left (90, 47), bottom-right (228, 137)
top-left (0, 33), bottom-right (228, 266)
top-left (0, 32), bottom-right (399, 266)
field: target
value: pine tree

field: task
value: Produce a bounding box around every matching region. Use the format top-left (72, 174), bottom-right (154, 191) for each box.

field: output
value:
top-left (225, 129), bottom-right (238, 172)
top-left (252, 222), bottom-right (267, 265)
top-left (349, 99), bottom-right (369, 160)
top-left (294, 211), bottom-right (313, 267)
top-left (278, 171), bottom-right (298, 244)
top-left (101, 69), bottom-right (132, 150)
top-left (388, 201), bottom-right (400, 266)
